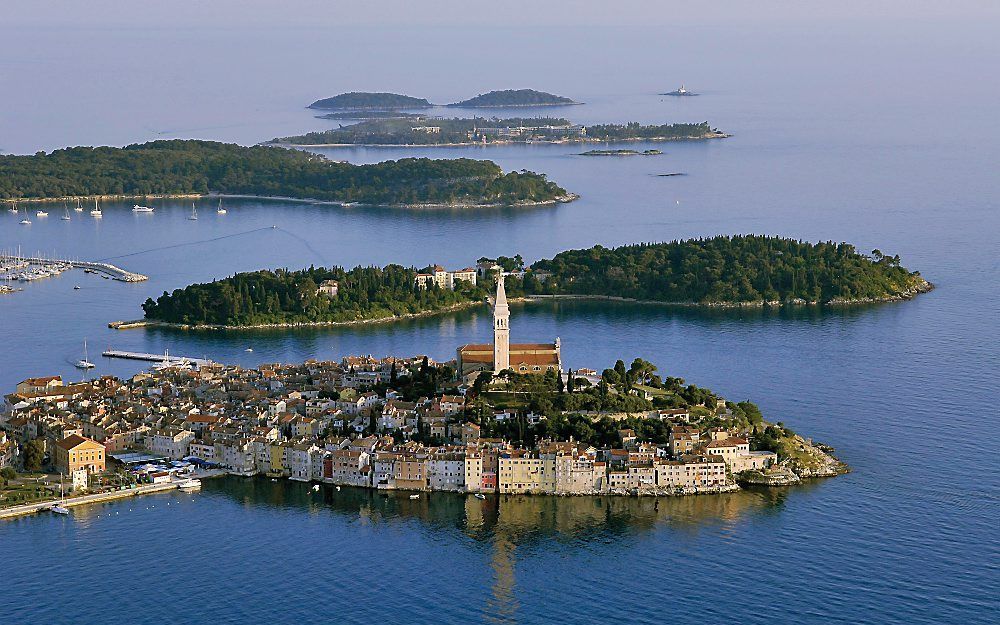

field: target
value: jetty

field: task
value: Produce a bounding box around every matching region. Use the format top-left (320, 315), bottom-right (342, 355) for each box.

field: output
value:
top-left (0, 253), bottom-right (147, 282)
top-left (102, 349), bottom-right (213, 367)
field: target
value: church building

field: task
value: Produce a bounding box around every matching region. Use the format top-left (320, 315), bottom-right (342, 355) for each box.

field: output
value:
top-left (457, 278), bottom-right (561, 378)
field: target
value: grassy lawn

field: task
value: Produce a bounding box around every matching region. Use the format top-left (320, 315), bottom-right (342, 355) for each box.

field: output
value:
top-left (0, 482), bottom-right (54, 508)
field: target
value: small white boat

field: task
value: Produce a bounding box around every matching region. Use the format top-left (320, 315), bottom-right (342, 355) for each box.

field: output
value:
top-left (175, 478), bottom-right (202, 491)
top-left (245, 347), bottom-right (253, 352)
top-left (61, 208), bottom-right (71, 220)
top-left (90, 199), bottom-right (102, 217)
top-left (73, 285), bottom-right (81, 290)
top-left (74, 200), bottom-right (84, 212)
top-left (409, 494), bottom-right (420, 500)
top-left (75, 339), bottom-right (96, 369)
top-left (312, 484), bottom-right (320, 492)
top-left (474, 493), bottom-right (486, 500)
top-left (132, 204), bottom-right (154, 213)
top-left (188, 204), bottom-right (198, 220)
top-left (50, 504), bottom-right (71, 515)
top-left (7, 202), bottom-right (17, 214)
top-left (36, 210), bottom-right (48, 217)
top-left (335, 486), bottom-right (341, 491)
top-left (216, 199), bottom-right (227, 214)
top-left (19, 218), bottom-right (31, 225)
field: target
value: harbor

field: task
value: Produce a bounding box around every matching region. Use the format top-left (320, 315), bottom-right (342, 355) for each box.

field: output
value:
top-left (0, 251), bottom-right (148, 284)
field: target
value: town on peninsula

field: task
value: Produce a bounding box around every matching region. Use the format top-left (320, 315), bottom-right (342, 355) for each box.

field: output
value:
top-left (1, 273), bottom-right (847, 518)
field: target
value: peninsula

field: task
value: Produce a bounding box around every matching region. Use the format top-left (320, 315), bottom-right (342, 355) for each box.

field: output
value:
top-left (0, 140), bottom-right (572, 208)
top-left (447, 89), bottom-right (580, 107)
top-left (135, 236), bottom-right (931, 330)
top-left (273, 119), bottom-right (726, 147)
top-left (3, 283), bottom-right (845, 514)
top-left (308, 92), bottom-right (433, 111)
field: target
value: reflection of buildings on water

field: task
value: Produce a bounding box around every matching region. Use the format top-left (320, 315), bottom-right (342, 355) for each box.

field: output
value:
top-left (201, 477), bottom-right (805, 621)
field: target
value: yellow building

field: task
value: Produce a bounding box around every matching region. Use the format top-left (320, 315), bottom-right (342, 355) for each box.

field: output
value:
top-left (54, 434), bottom-right (105, 475)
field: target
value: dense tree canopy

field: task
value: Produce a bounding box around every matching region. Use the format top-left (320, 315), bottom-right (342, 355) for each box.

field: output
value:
top-left (143, 265), bottom-right (489, 326)
top-left (525, 236), bottom-right (928, 304)
top-left (448, 89), bottom-right (578, 107)
top-left (0, 140), bottom-right (567, 206)
top-left (308, 92), bottom-right (432, 110)
top-left (145, 236), bottom-right (928, 326)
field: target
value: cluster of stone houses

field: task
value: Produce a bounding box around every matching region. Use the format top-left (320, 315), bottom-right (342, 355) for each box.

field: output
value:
top-left (2, 358), bottom-right (777, 496)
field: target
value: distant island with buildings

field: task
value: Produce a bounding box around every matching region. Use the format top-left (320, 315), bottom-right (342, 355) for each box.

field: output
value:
top-left (272, 119), bottom-right (727, 147)
top-left (130, 236), bottom-right (931, 331)
top-left (1, 274), bottom-right (847, 517)
top-left (0, 140), bottom-right (572, 208)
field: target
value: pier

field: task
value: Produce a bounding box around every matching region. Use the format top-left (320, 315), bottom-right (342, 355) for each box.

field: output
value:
top-left (0, 253), bottom-right (147, 282)
top-left (102, 349), bottom-right (214, 367)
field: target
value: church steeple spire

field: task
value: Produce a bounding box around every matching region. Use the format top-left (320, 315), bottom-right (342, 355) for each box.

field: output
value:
top-left (493, 277), bottom-right (510, 373)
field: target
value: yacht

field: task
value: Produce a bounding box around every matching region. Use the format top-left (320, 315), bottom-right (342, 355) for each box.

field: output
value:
top-left (61, 206), bottom-right (72, 220)
top-left (662, 84), bottom-right (698, 96)
top-left (90, 199), bottom-right (103, 217)
top-left (74, 199), bottom-right (84, 212)
top-left (51, 475), bottom-right (71, 514)
top-left (8, 201), bottom-right (17, 214)
top-left (19, 218), bottom-right (31, 225)
top-left (188, 204), bottom-right (198, 220)
top-left (216, 199), bottom-right (227, 215)
top-left (36, 210), bottom-right (48, 217)
top-left (175, 478), bottom-right (202, 491)
top-left (75, 339), bottom-right (95, 369)
top-left (132, 204), bottom-right (154, 213)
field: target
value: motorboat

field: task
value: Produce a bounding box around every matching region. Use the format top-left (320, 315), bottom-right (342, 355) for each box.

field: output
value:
top-left (409, 494), bottom-right (420, 500)
top-left (36, 210), bottom-right (48, 217)
top-left (175, 478), bottom-right (202, 491)
top-left (50, 504), bottom-right (71, 515)
top-left (474, 493), bottom-right (486, 500)
top-left (132, 204), bottom-right (154, 213)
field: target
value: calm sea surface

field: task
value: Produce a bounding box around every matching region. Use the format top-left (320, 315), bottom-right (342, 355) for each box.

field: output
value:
top-left (1, 4), bottom-right (998, 624)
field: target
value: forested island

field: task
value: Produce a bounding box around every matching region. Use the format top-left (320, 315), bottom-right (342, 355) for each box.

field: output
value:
top-left (448, 89), bottom-right (579, 107)
top-left (137, 236), bottom-right (931, 329)
top-left (273, 119), bottom-right (725, 146)
top-left (0, 140), bottom-right (571, 207)
top-left (580, 149), bottom-right (662, 156)
top-left (308, 92), bottom-right (433, 110)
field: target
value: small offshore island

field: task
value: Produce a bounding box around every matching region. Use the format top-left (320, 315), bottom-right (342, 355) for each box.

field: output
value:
top-left (580, 149), bottom-right (663, 156)
top-left (0, 140), bottom-right (572, 208)
top-left (134, 236), bottom-right (931, 330)
top-left (273, 119), bottom-right (726, 147)
top-left (1, 277), bottom-right (846, 518)
top-left (447, 89), bottom-right (580, 108)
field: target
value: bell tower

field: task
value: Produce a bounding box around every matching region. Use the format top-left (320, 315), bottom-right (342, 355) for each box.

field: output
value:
top-left (493, 277), bottom-right (510, 373)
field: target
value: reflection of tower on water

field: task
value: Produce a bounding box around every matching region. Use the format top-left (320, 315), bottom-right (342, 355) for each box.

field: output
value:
top-left (486, 535), bottom-right (518, 625)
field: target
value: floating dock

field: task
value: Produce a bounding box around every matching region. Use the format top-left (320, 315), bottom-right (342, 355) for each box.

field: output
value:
top-left (102, 349), bottom-right (213, 367)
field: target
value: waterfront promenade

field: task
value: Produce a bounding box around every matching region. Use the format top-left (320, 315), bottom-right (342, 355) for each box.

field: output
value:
top-left (0, 482), bottom-right (177, 520)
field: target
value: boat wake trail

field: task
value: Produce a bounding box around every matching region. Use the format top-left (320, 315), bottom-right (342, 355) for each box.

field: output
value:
top-left (95, 227), bottom-right (277, 262)
top-left (271, 227), bottom-right (329, 265)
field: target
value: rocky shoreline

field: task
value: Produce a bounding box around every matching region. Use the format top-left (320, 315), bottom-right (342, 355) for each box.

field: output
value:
top-left (113, 281), bottom-right (932, 332)
top-left (4, 192), bottom-right (579, 211)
